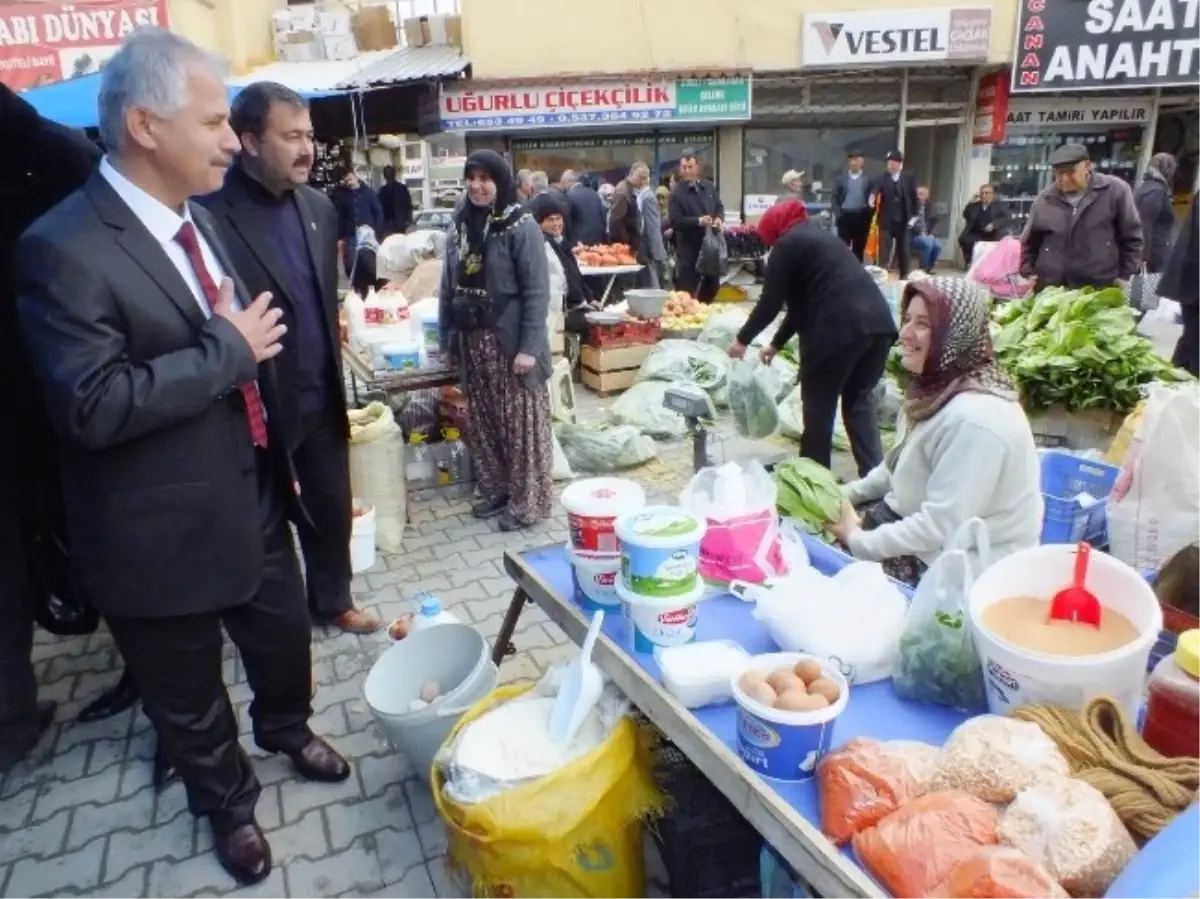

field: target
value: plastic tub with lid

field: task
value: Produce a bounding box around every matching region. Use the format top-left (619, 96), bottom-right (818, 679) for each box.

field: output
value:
top-left (561, 478), bottom-right (645, 554)
top-left (655, 640), bottom-right (750, 708)
top-left (968, 544), bottom-right (1163, 720)
top-left (617, 579), bottom-right (704, 653)
top-left (1142, 628), bottom-right (1199, 758)
top-left (380, 340), bottom-right (422, 371)
top-left (615, 505), bottom-right (706, 599)
top-left (417, 309), bottom-right (440, 353)
top-left (566, 544), bottom-right (621, 613)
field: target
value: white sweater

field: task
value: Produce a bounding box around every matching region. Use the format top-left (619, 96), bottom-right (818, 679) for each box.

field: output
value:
top-left (844, 392), bottom-right (1044, 571)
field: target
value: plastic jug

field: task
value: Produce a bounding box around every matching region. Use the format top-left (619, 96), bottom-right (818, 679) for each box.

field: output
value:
top-left (408, 593), bottom-right (461, 634)
top-left (405, 432), bottom-right (435, 488)
top-left (437, 427), bottom-right (471, 489)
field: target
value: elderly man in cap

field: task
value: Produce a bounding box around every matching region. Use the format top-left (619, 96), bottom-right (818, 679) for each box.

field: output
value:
top-left (779, 169), bottom-right (805, 203)
top-left (1020, 143), bottom-right (1142, 291)
top-left (870, 150), bottom-right (919, 277)
top-left (833, 150), bottom-right (872, 261)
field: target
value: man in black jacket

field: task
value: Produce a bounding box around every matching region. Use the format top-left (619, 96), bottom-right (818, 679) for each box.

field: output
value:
top-left (378, 165), bottom-right (413, 237)
top-left (870, 150), bottom-right (919, 278)
top-left (668, 152), bottom-right (725, 302)
top-left (0, 83), bottom-right (101, 773)
top-left (562, 169), bottom-right (607, 247)
top-left (332, 167), bottom-right (383, 275)
top-left (958, 183), bottom-right (1010, 267)
top-left (1162, 192), bottom-right (1199, 376)
top-left (832, 150), bottom-right (872, 261)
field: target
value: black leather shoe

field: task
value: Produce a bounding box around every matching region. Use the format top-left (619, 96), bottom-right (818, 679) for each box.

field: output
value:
top-left (272, 736), bottom-right (351, 783)
top-left (471, 496), bottom-right (508, 519)
top-left (213, 820), bottom-right (272, 886)
top-left (78, 670), bottom-right (138, 723)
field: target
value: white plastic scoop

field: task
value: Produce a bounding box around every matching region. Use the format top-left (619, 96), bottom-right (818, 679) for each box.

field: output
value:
top-left (549, 609), bottom-right (605, 746)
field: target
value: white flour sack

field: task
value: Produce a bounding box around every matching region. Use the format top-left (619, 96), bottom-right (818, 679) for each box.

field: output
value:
top-left (1106, 384), bottom-right (1200, 574)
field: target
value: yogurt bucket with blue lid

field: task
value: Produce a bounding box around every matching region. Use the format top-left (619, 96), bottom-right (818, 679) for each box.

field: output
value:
top-left (616, 580), bottom-right (704, 653)
top-left (730, 652), bottom-right (849, 781)
top-left (615, 506), bottom-right (706, 599)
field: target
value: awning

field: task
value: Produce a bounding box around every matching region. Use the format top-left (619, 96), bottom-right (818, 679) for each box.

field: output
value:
top-left (335, 45), bottom-right (469, 89)
top-left (21, 71), bottom-right (344, 130)
top-left (226, 50), bottom-right (398, 93)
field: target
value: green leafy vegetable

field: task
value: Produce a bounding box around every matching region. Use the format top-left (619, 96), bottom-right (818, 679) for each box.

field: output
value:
top-left (774, 457), bottom-right (842, 541)
top-left (893, 613), bottom-right (986, 712)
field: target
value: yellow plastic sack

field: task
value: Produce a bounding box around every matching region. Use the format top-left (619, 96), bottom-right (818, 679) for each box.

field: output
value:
top-left (1104, 400), bottom-right (1148, 465)
top-left (433, 684), bottom-right (664, 898)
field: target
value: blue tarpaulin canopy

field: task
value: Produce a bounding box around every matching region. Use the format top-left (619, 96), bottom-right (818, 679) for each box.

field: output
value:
top-left (20, 72), bottom-right (344, 130)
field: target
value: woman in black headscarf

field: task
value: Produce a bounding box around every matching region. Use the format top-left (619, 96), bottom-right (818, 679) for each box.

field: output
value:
top-left (530, 192), bottom-right (595, 332)
top-left (438, 150), bottom-right (554, 531)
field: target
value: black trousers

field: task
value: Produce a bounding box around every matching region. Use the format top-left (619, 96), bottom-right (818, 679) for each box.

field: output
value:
top-left (837, 210), bottom-right (872, 262)
top-left (675, 250), bottom-right (720, 302)
top-left (293, 411), bottom-right (353, 620)
top-left (958, 231), bottom-right (999, 268)
top-left (799, 336), bottom-right (893, 477)
top-left (880, 222), bottom-right (913, 278)
top-left (0, 490), bottom-right (37, 742)
top-left (106, 459), bottom-right (312, 833)
top-left (1173, 302), bottom-right (1200, 377)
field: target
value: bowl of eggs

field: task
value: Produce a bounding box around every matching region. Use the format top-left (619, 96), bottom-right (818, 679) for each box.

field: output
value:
top-left (730, 653), bottom-right (849, 781)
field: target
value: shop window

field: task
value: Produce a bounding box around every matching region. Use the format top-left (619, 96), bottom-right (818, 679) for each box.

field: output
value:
top-left (656, 133), bottom-right (716, 186)
top-left (743, 127), bottom-right (899, 213)
top-left (507, 132), bottom-right (715, 188)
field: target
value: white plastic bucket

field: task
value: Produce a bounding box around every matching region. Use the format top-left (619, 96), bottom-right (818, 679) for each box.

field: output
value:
top-left (968, 545), bottom-right (1163, 720)
top-left (363, 624), bottom-right (498, 783)
top-left (615, 506), bottom-right (707, 599)
top-left (617, 579), bottom-right (704, 653)
top-left (561, 478), bottom-right (645, 554)
top-left (566, 545), bottom-right (621, 613)
top-left (350, 500), bottom-right (376, 574)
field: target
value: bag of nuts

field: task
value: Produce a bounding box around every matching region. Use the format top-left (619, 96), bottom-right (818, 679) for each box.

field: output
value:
top-left (934, 715), bottom-right (1070, 803)
top-left (998, 777), bottom-right (1137, 897)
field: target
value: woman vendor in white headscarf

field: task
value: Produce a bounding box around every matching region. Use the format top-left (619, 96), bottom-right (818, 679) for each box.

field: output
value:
top-left (830, 276), bottom-right (1043, 585)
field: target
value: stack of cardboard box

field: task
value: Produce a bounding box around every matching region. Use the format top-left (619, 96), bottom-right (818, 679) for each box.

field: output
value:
top-left (400, 14), bottom-right (463, 49)
top-left (270, 3), bottom-right (362, 62)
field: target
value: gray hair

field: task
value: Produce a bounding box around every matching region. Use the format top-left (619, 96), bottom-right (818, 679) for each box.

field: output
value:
top-left (1148, 152), bottom-right (1178, 184)
top-left (560, 169), bottom-right (578, 188)
top-left (516, 168), bottom-right (533, 188)
top-left (629, 162), bottom-right (650, 179)
top-left (98, 27), bottom-right (227, 153)
top-left (531, 171), bottom-right (549, 191)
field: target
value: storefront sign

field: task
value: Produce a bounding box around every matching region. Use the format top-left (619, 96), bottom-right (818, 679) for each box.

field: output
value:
top-left (1012, 0), bottom-right (1200, 93)
top-left (1, 0), bottom-right (167, 90)
top-left (438, 77), bottom-right (751, 131)
top-left (972, 71), bottom-right (1011, 144)
top-left (511, 132), bottom-right (714, 151)
top-left (402, 158), bottom-right (425, 180)
top-left (743, 194), bottom-right (777, 217)
top-left (1006, 96), bottom-right (1153, 126)
top-left (801, 7), bottom-right (992, 66)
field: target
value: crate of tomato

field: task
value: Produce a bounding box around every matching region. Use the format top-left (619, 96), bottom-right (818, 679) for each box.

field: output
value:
top-left (585, 318), bottom-right (662, 348)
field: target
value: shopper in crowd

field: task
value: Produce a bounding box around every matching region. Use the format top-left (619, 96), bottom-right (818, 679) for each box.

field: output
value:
top-left (530, 171), bottom-right (550, 196)
top-left (669, 151), bottom-right (725, 302)
top-left (911, 184), bottom-right (942, 273)
top-left (438, 150), bottom-right (553, 532)
top-left (332, 165), bottom-right (383, 276)
top-left (638, 166), bottom-right (668, 289)
top-left (609, 162), bottom-right (647, 255)
top-left (958, 183), bottom-right (1010, 267)
top-left (531, 192), bottom-right (595, 331)
top-left (562, 168), bottom-right (607, 247)
top-left (1135, 152), bottom-right (1179, 273)
top-left (598, 181), bottom-right (615, 217)
top-left (833, 149), bottom-right (872, 261)
top-left (516, 168), bottom-right (534, 203)
top-left (0, 82), bottom-right (100, 772)
top-left (831, 277), bottom-right (1042, 586)
top-left (1020, 143), bottom-right (1143, 291)
top-left (778, 169), bottom-right (804, 203)
top-left (377, 164), bottom-right (413, 237)
top-left (870, 150), bottom-right (919, 278)
top-left (202, 80), bottom-right (381, 634)
top-left (729, 200), bottom-right (896, 476)
top-left (14, 29), bottom-right (349, 884)
top-left (1161, 191), bottom-right (1199, 376)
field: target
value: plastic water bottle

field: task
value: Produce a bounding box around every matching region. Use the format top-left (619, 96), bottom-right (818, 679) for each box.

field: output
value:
top-left (437, 427), bottom-right (471, 493)
top-left (407, 593), bottom-right (460, 634)
top-left (405, 432), bottom-right (435, 488)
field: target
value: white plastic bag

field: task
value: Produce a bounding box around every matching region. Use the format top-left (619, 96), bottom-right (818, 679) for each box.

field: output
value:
top-left (892, 519), bottom-right (991, 712)
top-left (635, 340), bottom-right (729, 392)
top-left (1107, 384), bottom-right (1200, 574)
top-left (681, 461), bottom-right (787, 585)
top-left (550, 432), bottom-right (574, 481)
top-left (377, 229), bottom-right (446, 282)
top-left (607, 381), bottom-right (688, 439)
top-left (729, 358), bottom-right (780, 439)
top-left (348, 403), bottom-right (406, 553)
top-left (777, 384), bottom-right (850, 447)
top-left (554, 421), bottom-right (657, 473)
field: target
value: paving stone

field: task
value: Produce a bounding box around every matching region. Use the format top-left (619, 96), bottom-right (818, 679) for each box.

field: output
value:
top-left (86, 738), bottom-right (130, 776)
top-left (279, 768), bottom-right (363, 825)
top-left (415, 818), bottom-right (447, 858)
top-left (325, 783), bottom-right (413, 851)
top-left (426, 856), bottom-right (470, 898)
top-left (358, 863), bottom-right (437, 899)
top-left (32, 768), bottom-right (120, 821)
top-left (103, 808), bottom-right (194, 882)
top-left (262, 809), bottom-right (330, 865)
top-left (87, 864), bottom-right (151, 898)
top-left (0, 808), bottom-right (69, 861)
top-left (0, 785), bottom-right (37, 830)
top-left (5, 836), bottom-right (105, 897)
top-left (67, 785), bottom-right (156, 849)
top-left (370, 826), bottom-right (427, 886)
top-left (145, 854), bottom-right (282, 898)
top-left (357, 752), bottom-right (413, 800)
top-left (285, 839), bottom-right (383, 897)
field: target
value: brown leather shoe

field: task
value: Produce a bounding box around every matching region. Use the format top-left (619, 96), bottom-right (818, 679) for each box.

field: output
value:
top-left (278, 736), bottom-right (351, 783)
top-left (327, 608), bottom-right (381, 634)
top-left (213, 821), bottom-right (272, 886)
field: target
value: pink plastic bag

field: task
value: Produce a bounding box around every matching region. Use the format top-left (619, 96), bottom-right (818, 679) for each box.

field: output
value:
top-left (681, 461), bottom-right (787, 584)
top-left (968, 237), bottom-right (1031, 300)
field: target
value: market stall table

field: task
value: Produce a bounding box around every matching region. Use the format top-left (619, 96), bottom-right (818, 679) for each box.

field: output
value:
top-left (578, 263), bottom-right (644, 306)
top-left (495, 539), bottom-right (968, 898)
top-left (342, 345), bottom-right (459, 406)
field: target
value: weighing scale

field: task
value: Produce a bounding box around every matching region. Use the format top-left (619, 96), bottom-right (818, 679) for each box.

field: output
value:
top-left (664, 382), bottom-right (794, 474)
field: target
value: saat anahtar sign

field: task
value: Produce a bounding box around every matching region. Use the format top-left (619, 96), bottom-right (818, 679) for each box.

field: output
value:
top-left (1012, 0), bottom-right (1200, 93)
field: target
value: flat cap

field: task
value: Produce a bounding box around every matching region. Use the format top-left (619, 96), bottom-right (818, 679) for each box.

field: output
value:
top-left (1048, 143), bottom-right (1089, 167)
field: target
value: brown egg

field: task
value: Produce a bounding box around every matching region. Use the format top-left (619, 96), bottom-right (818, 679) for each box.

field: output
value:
top-left (775, 689), bottom-right (830, 712)
top-left (767, 668), bottom-right (805, 695)
top-left (807, 677), bottom-right (842, 704)
top-left (387, 614), bottom-right (412, 641)
top-left (743, 680), bottom-right (778, 707)
top-left (793, 659), bottom-right (824, 685)
top-left (738, 671), bottom-right (768, 694)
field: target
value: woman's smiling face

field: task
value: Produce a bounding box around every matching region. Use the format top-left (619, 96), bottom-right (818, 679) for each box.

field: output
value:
top-left (466, 168), bottom-right (497, 206)
top-left (900, 293), bottom-right (933, 375)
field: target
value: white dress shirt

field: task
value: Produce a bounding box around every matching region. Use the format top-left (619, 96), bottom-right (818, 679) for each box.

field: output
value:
top-left (100, 157), bottom-right (226, 317)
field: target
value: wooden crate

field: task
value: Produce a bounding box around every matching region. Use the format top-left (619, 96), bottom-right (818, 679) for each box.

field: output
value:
top-left (580, 343), bottom-right (653, 396)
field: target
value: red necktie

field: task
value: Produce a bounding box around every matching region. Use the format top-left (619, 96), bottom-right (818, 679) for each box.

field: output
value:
top-left (174, 222), bottom-right (269, 449)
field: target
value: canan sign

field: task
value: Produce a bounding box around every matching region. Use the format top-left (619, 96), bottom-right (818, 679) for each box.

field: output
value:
top-left (0, 0), bottom-right (167, 90)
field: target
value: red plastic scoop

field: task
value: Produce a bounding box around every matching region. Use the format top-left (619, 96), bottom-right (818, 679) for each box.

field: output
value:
top-left (1048, 543), bottom-right (1102, 627)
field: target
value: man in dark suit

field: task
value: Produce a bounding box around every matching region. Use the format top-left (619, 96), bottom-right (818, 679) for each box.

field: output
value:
top-left (832, 149), bottom-right (872, 261)
top-left (958, 183), bottom-right (1010, 266)
top-left (870, 149), bottom-right (920, 278)
top-left (14, 30), bottom-right (348, 885)
top-left (0, 82), bottom-right (100, 772)
top-left (378, 164), bottom-right (413, 237)
top-left (200, 82), bottom-right (379, 634)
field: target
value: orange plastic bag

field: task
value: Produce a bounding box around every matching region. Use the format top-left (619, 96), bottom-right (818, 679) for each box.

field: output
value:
top-left (865, 208), bottom-right (881, 261)
top-left (930, 847), bottom-right (1069, 898)
top-left (852, 790), bottom-right (998, 898)
top-left (817, 739), bottom-right (920, 845)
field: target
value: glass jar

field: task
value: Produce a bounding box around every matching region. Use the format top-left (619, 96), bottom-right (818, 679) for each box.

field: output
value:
top-left (1143, 629), bottom-right (1199, 759)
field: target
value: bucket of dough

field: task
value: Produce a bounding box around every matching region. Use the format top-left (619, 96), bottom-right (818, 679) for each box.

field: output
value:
top-left (730, 652), bottom-right (849, 781)
top-left (566, 545), bottom-right (621, 613)
top-left (616, 506), bottom-right (706, 598)
top-left (363, 623), bottom-right (498, 783)
top-left (968, 544), bottom-right (1163, 720)
top-left (562, 478), bottom-right (646, 554)
top-left (617, 580), bottom-right (704, 653)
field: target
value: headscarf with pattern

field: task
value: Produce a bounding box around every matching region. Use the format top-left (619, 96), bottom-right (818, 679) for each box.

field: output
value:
top-left (888, 276), bottom-right (1016, 467)
top-left (454, 150), bottom-right (525, 293)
